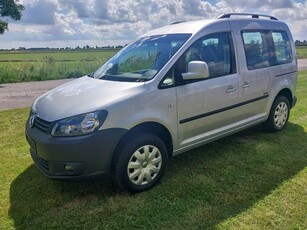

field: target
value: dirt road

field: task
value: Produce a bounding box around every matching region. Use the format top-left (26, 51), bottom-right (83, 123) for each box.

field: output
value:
top-left (0, 79), bottom-right (72, 111)
top-left (298, 58), bottom-right (307, 70)
top-left (1, 59), bottom-right (307, 111)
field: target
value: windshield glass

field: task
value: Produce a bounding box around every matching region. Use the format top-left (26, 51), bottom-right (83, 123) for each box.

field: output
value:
top-left (93, 34), bottom-right (191, 82)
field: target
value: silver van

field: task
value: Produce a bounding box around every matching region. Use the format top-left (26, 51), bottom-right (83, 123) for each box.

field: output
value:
top-left (25, 13), bottom-right (297, 192)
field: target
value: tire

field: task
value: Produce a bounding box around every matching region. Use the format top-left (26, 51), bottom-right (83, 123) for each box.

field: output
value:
top-left (113, 133), bottom-right (168, 193)
top-left (264, 96), bottom-right (290, 132)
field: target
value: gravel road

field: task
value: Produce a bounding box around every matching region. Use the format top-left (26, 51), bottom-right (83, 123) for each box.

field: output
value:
top-left (0, 79), bottom-right (72, 111)
top-left (1, 59), bottom-right (307, 111)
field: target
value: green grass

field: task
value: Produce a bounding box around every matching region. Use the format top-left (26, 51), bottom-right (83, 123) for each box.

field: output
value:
top-left (296, 46), bottom-right (307, 59)
top-left (0, 71), bottom-right (306, 229)
top-left (0, 50), bottom-right (116, 84)
top-left (0, 49), bottom-right (117, 62)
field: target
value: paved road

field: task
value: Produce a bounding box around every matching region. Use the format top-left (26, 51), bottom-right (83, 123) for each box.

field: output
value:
top-left (1, 59), bottom-right (307, 111)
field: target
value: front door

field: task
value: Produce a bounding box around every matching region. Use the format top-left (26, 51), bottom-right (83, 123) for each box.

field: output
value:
top-left (177, 74), bottom-right (239, 148)
top-left (174, 32), bottom-right (240, 148)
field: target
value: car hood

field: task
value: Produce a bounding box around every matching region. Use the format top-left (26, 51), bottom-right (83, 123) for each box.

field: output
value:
top-left (32, 76), bottom-right (145, 121)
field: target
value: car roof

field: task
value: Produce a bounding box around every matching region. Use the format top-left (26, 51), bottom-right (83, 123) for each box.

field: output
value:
top-left (142, 19), bottom-right (217, 37)
top-left (141, 13), bottom-right (285, 37)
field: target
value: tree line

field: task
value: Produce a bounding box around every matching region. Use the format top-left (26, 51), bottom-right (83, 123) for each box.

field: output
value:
top-left (295, 40), bottom-right (307, 46)
top-left (1, 45), bottom-right (124, 51)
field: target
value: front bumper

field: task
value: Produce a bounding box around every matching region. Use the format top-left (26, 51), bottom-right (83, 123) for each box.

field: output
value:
top-left (25, 122), bottom-right (127, 179)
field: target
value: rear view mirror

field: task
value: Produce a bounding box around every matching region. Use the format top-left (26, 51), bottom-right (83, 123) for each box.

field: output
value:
top-left (182, 61), bottom-right (209, 80)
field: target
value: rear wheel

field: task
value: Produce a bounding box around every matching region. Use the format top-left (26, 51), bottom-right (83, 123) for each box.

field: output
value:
top-left (264, 96), bottom-right (290, 132)
top-left (113, 133), bottom-right (168, 193)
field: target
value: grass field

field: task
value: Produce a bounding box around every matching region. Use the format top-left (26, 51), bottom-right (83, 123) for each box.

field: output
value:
top-left (296, 46), bottom-right (307, 59)
top-left (0, 49), bottom-right (117, 84)
top-left (0, 46), bottom-right (306, 84)
top-left (0, 71), bottom-right (306, 229)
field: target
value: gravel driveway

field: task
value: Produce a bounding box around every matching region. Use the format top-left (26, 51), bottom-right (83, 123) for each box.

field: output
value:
top-left (1, 59), bottom-right (307, 111)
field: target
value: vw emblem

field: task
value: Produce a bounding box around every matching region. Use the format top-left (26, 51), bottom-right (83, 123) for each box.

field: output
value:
top-left (29, 114), bottom-right (36, 128)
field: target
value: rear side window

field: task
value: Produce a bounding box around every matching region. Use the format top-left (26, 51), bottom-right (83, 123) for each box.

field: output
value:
top-left (272, 31), bottom-right (292, 64)
top-left (242, 30), bottom-right (292, 70)
top-left (242, 31), bottom-right (270, 70)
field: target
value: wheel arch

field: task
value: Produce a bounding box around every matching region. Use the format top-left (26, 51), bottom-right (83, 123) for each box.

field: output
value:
top-left (111, 122), bottom-right (173, 172)
top-left (276, 88), bottom-right (293, 107)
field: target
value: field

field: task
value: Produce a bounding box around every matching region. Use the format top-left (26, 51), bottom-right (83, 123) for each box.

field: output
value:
top-left (0, 71), bottom-right (306, 229)
top-left (0, 49), bottom-right (117, 84)
top-left (297, 46), bottom-right (307, 59)
top-left (0, 46), bottom-right (307, 84)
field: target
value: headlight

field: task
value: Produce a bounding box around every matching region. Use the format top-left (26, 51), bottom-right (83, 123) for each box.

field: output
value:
top-left (51, 111), bottom-right (108, 137)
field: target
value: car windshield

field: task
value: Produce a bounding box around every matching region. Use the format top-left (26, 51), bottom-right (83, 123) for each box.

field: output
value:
top-left (93, 34), bottom-right (191, 82)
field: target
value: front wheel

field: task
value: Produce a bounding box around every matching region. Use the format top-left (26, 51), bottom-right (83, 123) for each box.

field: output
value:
top-left (264, 96), bottom-right (290, 132)
top-left (113, 133), bottom-right (168, 193)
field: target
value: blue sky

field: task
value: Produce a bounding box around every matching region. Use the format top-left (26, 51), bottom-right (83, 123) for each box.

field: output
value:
top-left (0, 0), bottom-right (306, 49)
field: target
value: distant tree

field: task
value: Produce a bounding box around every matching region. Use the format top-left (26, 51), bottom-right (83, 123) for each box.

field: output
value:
top-left (0, 0), bottom-right (24, 34)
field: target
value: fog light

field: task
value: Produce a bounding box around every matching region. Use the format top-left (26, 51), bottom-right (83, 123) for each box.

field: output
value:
top-left (64, 164), bottom-right (74, 173)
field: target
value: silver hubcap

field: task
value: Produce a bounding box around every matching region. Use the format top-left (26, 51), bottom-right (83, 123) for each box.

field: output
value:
top-left (127, 145), bottom-right (162, 185)
top-left (274, 102), bottom-right (288, 128)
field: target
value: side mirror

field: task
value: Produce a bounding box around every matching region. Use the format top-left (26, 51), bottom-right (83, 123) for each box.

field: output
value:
top-left (182, 61), bottom-right (209, 80)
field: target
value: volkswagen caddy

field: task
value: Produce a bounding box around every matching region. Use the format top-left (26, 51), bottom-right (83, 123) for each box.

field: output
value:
top-left (26, 13), bottom-right (297, 192)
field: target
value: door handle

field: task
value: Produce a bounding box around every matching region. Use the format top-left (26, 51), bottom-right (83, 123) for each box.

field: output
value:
top-left (226, 85), bottom-right (237, 93)
top-left (242, 81), bottom-right (251, 88)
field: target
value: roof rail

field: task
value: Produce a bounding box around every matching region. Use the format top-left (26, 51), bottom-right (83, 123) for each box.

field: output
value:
top-left (170, 21), bottom-right (186, 25)
top-left (218, 13), bottom-right (278, 20)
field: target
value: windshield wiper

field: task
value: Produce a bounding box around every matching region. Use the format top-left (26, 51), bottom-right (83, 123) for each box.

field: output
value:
top-left (87, 72), bottom-right (94, 78)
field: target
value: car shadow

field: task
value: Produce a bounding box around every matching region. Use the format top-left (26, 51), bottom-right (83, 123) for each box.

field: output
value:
top-left (9, 122), bottom-right (307, 229)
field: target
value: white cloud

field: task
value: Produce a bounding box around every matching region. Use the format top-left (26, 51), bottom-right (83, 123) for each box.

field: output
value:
top-left (0, 0), bottom-right (306, 49)
top-left (219, 0), bottom-right (293, 9)
top-left (20, 0), bottom-right (57, 25)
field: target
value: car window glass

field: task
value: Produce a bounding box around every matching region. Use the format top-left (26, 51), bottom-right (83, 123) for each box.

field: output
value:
top-left (94, 34), bottom-right (190, 82)
top-left (272, 31), bottom-right (292, 65)
top-left (178, 32), bottom-right (234, 79)
top-left (160, 32), bottom-right (235, 88)
top-left (242, 31), bottom-right (270, 70)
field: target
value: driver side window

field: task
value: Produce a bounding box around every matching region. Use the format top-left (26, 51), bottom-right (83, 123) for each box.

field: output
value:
top-left (177, 32), bottom-right (235, 79)
top-left (160, 32), bottom-right (235, 88)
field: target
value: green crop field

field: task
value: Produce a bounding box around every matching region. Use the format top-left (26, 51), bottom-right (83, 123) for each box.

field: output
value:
top-left (297, 46), bottom-right (307, 59)
top-left (0, 49), bottom-right (117, 84)
top-left (0, 46), bottom-right (306, 84)
top-left (0, 71), bottom-right (306, 229)
top-left (0, 49), bottom-right (117, 62)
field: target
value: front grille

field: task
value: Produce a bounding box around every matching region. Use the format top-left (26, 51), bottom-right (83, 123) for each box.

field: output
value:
top-left (34, 116), bottom-right (51, 133)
